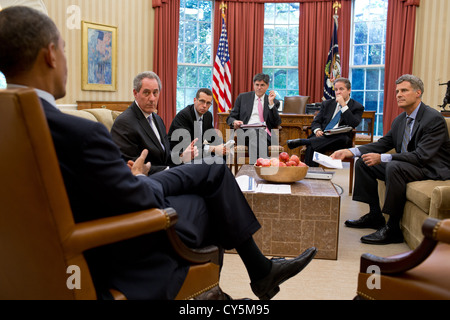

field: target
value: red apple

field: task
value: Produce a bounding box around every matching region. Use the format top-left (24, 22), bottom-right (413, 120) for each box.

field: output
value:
top-left (290, 155), bottom-right (300, 165)
top-left (270, 158), bottom-right (280, 167)
top-left (261, 159), bottom-right (271, 167)
top-left (256, 158), bottom-right (264, 167)
top-left (279, 162), bottom-right (287, 167)
top-left (279, 152), bottom-right (290, 163)
top-left (297, 161), bottom-right (308, 167)
top-left (286, 160), bottom-right (296, 167)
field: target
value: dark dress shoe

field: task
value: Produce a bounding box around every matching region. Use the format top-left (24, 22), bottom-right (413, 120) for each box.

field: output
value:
top-left (345, 213), bottom-right (386, 230)
top-left (360, 225), bottom-right (404, 245)
top-left (250, 247), bottom-right (317, 300)
top-left (287, 139), bottom-right (305, 149)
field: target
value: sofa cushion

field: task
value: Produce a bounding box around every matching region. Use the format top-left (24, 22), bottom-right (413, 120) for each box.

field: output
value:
top-left (406, 180), bottom-right (450, 214)
top-left (83, 108), bottom-right (115, 131)
top-left (61, 109), bottom-right (97, 122)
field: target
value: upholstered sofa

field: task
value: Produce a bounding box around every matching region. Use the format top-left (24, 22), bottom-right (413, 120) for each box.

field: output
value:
top-left (378, 117), bottom-right (450, 249)
top-left (61, 108), bottom-right (121, 131)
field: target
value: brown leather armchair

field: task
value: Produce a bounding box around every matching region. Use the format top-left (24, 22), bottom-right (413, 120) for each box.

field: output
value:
top-left (356, 218), bottom-right (450, 300)
top-left (0, 89), bottom-right (220, 300)
top-left (283, 95), bottom-right (310, 114)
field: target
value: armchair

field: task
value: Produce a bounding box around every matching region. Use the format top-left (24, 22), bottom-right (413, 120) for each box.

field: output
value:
top-left (0, 89), bottom-right (220, 300)
top-left (356, 218), bottom-right (450, 300)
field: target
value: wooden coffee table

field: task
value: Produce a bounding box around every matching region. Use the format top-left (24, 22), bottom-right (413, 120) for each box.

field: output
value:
top-left (236, 165), bottom-right (340, 260)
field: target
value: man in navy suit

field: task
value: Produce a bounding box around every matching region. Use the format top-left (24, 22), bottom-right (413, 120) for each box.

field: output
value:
top-left (287, 78), bottom-right (364, 166)
top-left (111, 71), bottom-right (198, 175)
top-left (226, 73), bottom-right (282, 163)
top-left (168, 88), bottom-right (228, 160)
top-left (0, 6), bottom-right (317, 300)
top-left (332, 75), bottom-right (450, 245)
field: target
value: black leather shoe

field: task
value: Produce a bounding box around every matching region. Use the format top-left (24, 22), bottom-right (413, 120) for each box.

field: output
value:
top-left (287, 139), bottom-right (305, 149)
top-left (360, 225), bottom-right (404, 245)
top-left (345, 213), bottom-right (386, 230)
top-left (250, 247), bottom-right (317, 300)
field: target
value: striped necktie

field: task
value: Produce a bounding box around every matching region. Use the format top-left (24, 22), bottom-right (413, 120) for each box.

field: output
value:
top-left (401, 116), bottom-right (413, 153)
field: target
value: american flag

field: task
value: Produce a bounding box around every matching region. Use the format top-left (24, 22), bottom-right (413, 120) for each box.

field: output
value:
top-left (213, 16), bottom-right (231, 113)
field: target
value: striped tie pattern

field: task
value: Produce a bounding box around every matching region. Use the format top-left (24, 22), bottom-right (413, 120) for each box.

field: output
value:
top-left (401, 116), bottom-right (413, 153)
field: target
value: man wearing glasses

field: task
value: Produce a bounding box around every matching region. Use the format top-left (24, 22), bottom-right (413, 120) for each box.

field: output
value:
top-left (169, 88), bottom-right (228, 159)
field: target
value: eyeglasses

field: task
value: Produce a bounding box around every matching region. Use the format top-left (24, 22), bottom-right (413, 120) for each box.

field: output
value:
top-left (198, 99), bottom-right (212, 107)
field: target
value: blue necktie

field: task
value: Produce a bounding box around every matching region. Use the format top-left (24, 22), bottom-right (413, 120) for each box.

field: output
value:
top-left (325, 109), bottom-right (342, 131)
top-left (401, 116), bottom-right (413, 153)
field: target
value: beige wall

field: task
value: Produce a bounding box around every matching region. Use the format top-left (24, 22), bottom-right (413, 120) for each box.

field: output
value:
top-left (44, 0), bottom-right (449, 110)
top-left (413, 0), bottom-right (450, 110)
top-left (43, 0), bottom-right (154, 106)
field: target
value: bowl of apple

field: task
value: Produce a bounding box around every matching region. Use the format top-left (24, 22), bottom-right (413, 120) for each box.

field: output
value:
top-left (254, 152), bottom-right (309, 183)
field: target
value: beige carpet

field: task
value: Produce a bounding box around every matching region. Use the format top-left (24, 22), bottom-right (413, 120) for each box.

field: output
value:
top-left (220, 163), bottom-right (410, 300)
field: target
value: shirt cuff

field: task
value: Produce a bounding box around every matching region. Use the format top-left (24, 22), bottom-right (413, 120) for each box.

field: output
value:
top-left (340, 106), bottom-right (349, 113)
top-left (381, 154), bottom-right (392, 162)
top-left (349, 147), bottom-right (361, 157)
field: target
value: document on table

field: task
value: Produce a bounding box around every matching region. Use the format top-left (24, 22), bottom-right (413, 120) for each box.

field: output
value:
top-left (235, 175), bottom-right (291, 194)
top-left (255, 184), bottom-right (291, 194)
top-left (313, 151), bottom-right (343, 169)
top-left (236, 175), bottom-right (257, 192)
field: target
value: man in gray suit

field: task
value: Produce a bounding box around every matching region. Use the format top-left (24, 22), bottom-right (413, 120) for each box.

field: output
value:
top-left (111, 72), bottom-right (198, 175)
top-left (226, 73), bottom-right (281, 163)
top-left (332, 74), bottom-right (450, 245)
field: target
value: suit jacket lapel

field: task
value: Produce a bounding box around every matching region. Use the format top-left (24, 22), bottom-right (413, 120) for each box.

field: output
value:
top-left (132, 103), bottom-right (165, 153)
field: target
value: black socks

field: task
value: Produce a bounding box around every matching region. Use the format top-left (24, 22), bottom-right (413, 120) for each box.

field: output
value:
top-left (236, 237), bottom-right (272, 282)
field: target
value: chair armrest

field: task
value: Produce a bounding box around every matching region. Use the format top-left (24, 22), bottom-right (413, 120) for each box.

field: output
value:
top-left (64, 208), bottom-right (174, 257)
top-left (359, 218), bottom-right (443, 274)
top-left (165, 208), bottom-right (220, 265)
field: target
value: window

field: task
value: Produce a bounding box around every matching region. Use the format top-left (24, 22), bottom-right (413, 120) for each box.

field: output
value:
top-left (0, 72), bottom-right (6, 89)
top-left (350, 0), bottom-right (388, 136)
top-left (177, 0), bottom-right (214, 114)
top-left (263, 3), bottom-right (300, 102)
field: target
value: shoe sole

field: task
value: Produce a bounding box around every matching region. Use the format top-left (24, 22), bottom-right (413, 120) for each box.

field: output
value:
top-left (360, 238), bottom-right (404, 245)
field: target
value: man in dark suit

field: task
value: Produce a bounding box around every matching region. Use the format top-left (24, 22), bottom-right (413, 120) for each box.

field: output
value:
top-left (168, 88), bottom-right (227, 160)
top-left (287, 78), bottom-right (365, 166)
top-left (226, 73), bottom-right (282, 163)
top-left (111, 71), bottom-right (198, 175)
top-left (0, 6), bottom-right (317, 300)
top-left (332, 74), bottom-right (450, 245)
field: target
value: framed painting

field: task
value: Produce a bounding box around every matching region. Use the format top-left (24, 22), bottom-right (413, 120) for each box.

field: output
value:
top-left (82, 21), bottom-right (117, 91)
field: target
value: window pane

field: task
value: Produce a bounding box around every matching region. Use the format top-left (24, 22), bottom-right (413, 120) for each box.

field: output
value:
top-left (0, 72), bottom-right (6, 89)
top-left (274, 47), bottom-right (287, 66)
top-left (288, 47), bottom-right (298, 67)
top-left (351, 91), bottom-right (364, 105)
top-left (368, 44), bottom-right (382, 65)
top-left (275, 3), bottom-right (290, 25)
top-left (366, 69), bottom-right (379, 90)
top-left (352, 69), bottom-right (365, 90)
top-left (274, 26), bottom-right (288, 45)
top-left (264, 27), bottom-right (274, 46)
top-left (177, 66), bottom-right (186, 87)
top-left (184, 43), bottom-right (197, 63)
top-left (263, 47), bottom-right (274, 66)
top-left (264, 3), bottom-right (276, 24)
top-left (365, 91), bottom-right (378, 112)
top-left (198, 67), bottom-right (212, 88)
top-left (354, 22), bottom-right (368, 45)
top-left (353, 45), bottom-right (367, 65)
top-left (287, 69), bottom-right (299, 89)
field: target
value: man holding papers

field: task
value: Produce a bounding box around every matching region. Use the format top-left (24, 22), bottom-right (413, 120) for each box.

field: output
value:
top-left (227, 73), bottom-right (281, 163)
top-left (332, 75), bottom-right (450, 245)
top-left (287, 78), bottom-right (364, 166)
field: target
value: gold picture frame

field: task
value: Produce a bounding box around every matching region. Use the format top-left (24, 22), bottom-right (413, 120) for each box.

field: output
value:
top-left (81, 21), bottom-right (117, 91)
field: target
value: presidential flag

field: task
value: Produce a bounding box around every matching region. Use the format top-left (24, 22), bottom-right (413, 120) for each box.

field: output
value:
top-left (213, 16), bottom-right (232, 113)
top-left (323, 15), bottom-right (341, 101)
